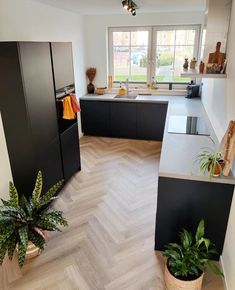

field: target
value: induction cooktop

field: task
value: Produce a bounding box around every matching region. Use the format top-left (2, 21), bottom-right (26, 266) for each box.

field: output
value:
top-left (168, 116), bottom-right (210, 136)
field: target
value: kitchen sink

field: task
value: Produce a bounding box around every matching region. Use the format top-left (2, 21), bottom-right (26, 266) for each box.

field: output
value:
top-left (114, 94), bottom-right (137, 100)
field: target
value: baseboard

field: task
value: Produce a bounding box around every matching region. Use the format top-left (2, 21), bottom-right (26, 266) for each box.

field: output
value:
top-left (220, 256), bottom-right (228, 290)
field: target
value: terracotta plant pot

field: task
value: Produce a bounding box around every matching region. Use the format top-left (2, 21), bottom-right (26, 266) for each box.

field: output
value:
top-left (208, 160), bottom-right (225, 177)
top-left (164, 264), bottom-right (204, 290)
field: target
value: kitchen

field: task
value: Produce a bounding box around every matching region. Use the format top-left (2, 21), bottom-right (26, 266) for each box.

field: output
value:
top-left (0, 0), bottom-right (235, 289)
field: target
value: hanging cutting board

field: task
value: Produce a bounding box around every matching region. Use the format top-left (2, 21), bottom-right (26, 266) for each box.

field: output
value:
top-left (220, 120), bottom-right (235, 176)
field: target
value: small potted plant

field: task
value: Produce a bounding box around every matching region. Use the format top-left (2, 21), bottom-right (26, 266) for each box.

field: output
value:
top-left (0, 171), bottom-right (68, 267)
top-left (163, 219), bottom-right (223, 290)
top-left (194, 149), bottom-right (225, 177)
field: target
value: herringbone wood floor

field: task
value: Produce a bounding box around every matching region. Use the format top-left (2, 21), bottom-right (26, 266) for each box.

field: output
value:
top-left (1, 136), bottom-right (224, 290)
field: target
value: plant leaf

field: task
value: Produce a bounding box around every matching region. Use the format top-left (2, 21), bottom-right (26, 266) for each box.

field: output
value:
top-left (9, 182), bottom-right (19, 207)
top-left (207, 260), bottom-right (224, 276)
top-left (7, 234), bottom-right (17, 260)
top-left (19, 226), bottom-right (28, 247)
top-left (0, 242), bottom-right (7, 265)
top-left (18, 241), bottom-right (27, 267)
top-left (23, 196), bottom-right (33, 217)
top-left (196, 219), bottom-right (205, 244)
top-left (29, 230), bottom-right (46, 250)
top-left (39, 180), bottom-right (64, 208)
top-left (32, 171), bottom-right (43, 206)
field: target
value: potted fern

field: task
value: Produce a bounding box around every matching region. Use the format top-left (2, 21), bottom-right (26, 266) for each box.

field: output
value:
top-left (194, 149), bottom-right (225, 177)
top-left (163, 219), bottom-right (223, 290)
top-left (0, 171), bottom-right (68, 267)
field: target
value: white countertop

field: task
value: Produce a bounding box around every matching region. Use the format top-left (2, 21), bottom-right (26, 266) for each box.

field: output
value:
top-left (80, 94), bottom-right (235, 185)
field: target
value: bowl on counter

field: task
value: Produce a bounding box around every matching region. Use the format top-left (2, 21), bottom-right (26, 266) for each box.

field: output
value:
top-left (95, 87), bottom-right (107, 95)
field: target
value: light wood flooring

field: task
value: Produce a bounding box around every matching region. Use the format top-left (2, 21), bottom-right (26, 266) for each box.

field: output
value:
top-left (1, 136), bottom-right (225, 290)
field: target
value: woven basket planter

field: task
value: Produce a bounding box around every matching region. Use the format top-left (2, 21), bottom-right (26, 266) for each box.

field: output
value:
top-left (17, 229), bottom-right (47, 261)
top-left (16, 241), bottom-right (41, 261)
top-left (25, 242), bottom-right (41, 260)
top-left (164, 263), bottom-right (204, 290)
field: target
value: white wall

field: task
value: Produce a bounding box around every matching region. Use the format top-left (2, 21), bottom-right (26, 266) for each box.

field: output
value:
top-left (0, 114), bottom-right (12, 200)
top-left (84, 11), bottom-right (205, 86)
top-left (201, 1), bottom-right (235, 289)
top-left (203, 0), bottom-right (231, 62)
top-left (0, 0), bottom-right (87, 131)
top-left (0, 0), bottom-right (86, 198)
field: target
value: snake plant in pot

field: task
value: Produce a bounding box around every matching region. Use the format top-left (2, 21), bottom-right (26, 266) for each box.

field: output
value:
top-left (163, 219), bottom-right (223, 290)
top-left (0, 171), bottom-right (68, 267)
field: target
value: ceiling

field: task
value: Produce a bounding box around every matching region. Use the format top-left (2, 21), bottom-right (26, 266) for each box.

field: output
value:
top-left (33, 0), bottom-right (207, 15)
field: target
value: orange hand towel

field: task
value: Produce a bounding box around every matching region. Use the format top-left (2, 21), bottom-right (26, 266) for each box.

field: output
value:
top-left (63, 96), bottom-right (75, 120)
top-left (70, 93), bottom-right (81, 113)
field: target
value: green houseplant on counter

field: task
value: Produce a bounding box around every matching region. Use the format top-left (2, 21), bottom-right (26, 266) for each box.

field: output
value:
top-left (163, 219), bottom-right (223, 290)
top-left (194, 149), bottom-right (225, 177)
top-left (0, 171), bottom-right (68, 267)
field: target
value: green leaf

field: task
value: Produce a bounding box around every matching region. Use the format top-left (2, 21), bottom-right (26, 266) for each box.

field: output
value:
top-left (0, 224), bottom-right (15, 247)
top-left (32, 171), bottom-right (43, 206)
top-left (196, 219), bottom-right (205, 244)
top-left (19, 226), bottom-right (28, 247)
top-left (7, 234), bottom-right (17, 260)
top-left (1, 199), bottom-right (12, 207)
top-left (0, 242), bottom-right (7, 265)
top-left (9, 182), bottom-right (19, 207)
top-left (198, 238), bottom-right (211, 251)
top-left (0, 215), bottom-right (15, 222)
top-left (39, 180), bottom-right (64, 208)
top-left (180, 229), bottom-right (192, 249)
top-left (18, 241), bottom-right (27, 267)
top-left (23, 196), bottom-right (33, 217)
top-left (29, 230), bottom-right (46, 250)
top-left (0, 205), bottom-right (26, 219)
top-left (207, 260), bottom-right (224, 276)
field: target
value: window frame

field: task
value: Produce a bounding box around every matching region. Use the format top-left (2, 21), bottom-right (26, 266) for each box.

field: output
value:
top-left (108, 25), bottom-right (201, 86)
top-left (108, 26), bottom-right (152, 84)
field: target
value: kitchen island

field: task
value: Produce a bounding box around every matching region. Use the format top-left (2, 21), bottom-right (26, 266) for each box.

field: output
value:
top-left (80, 93), bottom-right (235, 258)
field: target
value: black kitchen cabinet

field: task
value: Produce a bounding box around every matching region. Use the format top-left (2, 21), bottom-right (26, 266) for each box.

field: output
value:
top-left (155, 177), bottom-right (234, 259)
top-left (80, 101), bottom-right (110, 136)
top-left (50, 42), bottom-right (74, 90)
top-left (110, 102), bottom-right (137, 138)
top-left (36, 137), bottom-right (63, 192)
top-left (19, 42), bottom-right (59, 149)
top-left (60, 123), bottom-right (81, 180)
top-left (81, 100), bottom-right (168, 141)
top-left (137, 103), bottom-right (168, 141)
top-left (0, 41), bottom-right (81, 196)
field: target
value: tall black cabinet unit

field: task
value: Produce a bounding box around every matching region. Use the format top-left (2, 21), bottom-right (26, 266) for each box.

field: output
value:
top-left (51, 42), bottom-right (81, 180)
top-left (0, 42), bottom-right (81, 196)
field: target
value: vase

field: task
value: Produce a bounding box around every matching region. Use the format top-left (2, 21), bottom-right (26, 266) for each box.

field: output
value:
top-left (199, 61), bottom-right (205, 74)
top-left (87, 83), bottom-right (95, 94)
top-left (190, 58), bottom-right (197, 70)
top-left (183, 59), bottom-right (189, 70)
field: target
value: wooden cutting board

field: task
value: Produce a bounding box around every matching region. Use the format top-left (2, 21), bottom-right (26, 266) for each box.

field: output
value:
top-left (220, 120), bottom-right (235, 176)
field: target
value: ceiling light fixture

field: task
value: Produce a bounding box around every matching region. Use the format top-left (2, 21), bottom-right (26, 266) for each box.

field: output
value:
top-left (122, 0), bottom-right (138, 16)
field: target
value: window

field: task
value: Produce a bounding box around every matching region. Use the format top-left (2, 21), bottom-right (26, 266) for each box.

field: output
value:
top-left (109, 25), bottom-right (200, 85)
top-left (109, 27), bottom-right (151, 83)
